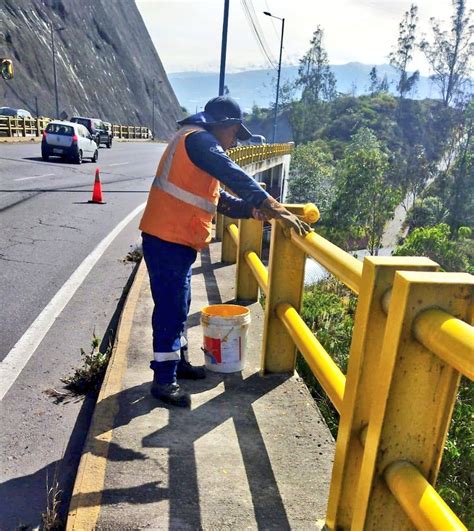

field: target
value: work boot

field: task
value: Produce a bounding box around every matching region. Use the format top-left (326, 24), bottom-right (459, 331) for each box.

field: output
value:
top-left (150, 360), bottom-right (190, 407)
top-left (177, 347), bottom-right (206, 380)
top-left (150, 380), bottom-right (190, 408)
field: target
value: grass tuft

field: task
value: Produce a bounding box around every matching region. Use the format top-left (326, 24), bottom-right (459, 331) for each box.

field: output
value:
top-left (41, 470), bottom-right (63, 530)
top-left (61, 334), bottom-right (112, 394)
top-left (124, 245), bottom-right (143, 263)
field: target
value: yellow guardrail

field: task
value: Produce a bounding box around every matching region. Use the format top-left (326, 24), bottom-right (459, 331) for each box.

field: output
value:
top-left (0, 115), bottom-right (151, 139)
top-left (218, 143), bottom-right (472, 530)
top-left (0, 115), bottom-right (51, 137)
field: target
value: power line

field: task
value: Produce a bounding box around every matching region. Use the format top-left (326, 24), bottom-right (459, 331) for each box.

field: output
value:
top-left (246, 0), bottom-right (277, 65)
top-left (264, 0), bottom-right (281, 41)
top-left (240, 0), bottom-right (276, 69)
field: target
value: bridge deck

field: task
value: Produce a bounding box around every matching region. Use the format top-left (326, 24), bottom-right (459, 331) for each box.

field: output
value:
top-left (67, 240), bottom-right (335, 530)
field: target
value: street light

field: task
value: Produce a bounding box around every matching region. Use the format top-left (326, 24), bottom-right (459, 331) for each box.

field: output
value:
top-left (50, 23), bottom-right (65, 119)
top-left (263, 11), bottom-right (285, 143)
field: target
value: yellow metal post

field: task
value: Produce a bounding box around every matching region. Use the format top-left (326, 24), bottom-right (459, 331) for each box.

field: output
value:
top-left (221, 216), bottom-right (238, 263)
top-left (235, 217), bottom-right (264, 301)
top-left (260, 222), bottom-right (306, 373)
top-left (215, 212), bottom-right (224, 241)
top-left (352, 271), bottom-right (473, 530)
top-left (326, 257), bottom-right (438, 531)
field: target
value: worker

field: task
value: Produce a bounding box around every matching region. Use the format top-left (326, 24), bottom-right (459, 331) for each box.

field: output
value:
top-left (140, 96), bottom-right (312, 407)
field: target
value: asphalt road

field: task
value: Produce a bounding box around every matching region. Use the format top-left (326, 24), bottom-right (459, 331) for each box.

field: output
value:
top-left (0, 140), bottom-right (165, 529)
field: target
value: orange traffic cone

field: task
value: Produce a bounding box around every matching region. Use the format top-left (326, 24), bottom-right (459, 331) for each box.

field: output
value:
top-left (88, 168), bottom-right (106, 204)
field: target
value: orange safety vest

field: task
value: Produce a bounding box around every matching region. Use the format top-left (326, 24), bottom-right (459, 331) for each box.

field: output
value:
top-left (139, 126), bottom-right (220, 250)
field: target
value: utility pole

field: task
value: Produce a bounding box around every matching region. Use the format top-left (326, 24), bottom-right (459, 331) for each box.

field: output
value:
top-left (264, 12), bottom-right (285, 143)
top-left (152, 77), bottom-right (155, 138)
top-left (219, 0), bottom-right (230, 96)
top-left (50, 23), bottom-right (65, 119)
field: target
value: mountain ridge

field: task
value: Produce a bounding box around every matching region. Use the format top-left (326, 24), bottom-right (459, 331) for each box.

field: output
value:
top-left (169, 63), bottom-right (444, 113)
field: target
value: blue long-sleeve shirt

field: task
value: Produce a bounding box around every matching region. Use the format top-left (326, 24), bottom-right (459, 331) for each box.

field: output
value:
top-left (185, 130), bottom-right (269, 218)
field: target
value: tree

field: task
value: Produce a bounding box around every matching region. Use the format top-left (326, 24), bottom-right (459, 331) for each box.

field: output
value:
top-left (420, 0), bottom-right (474, 107)
top-left (330, 128), bottom-right (401, 255)
top-left (394, 223), bottom-right (472, 272)
top-left (368, 66), bottom-right (390, 96)
top-left (447, 99), bottom-right (474, 230)
top-left (399, 144), bottom-right (435, 211)
top-left (297, 26), bottom-right (337, 104)
top-left (287, 142), bottom-right (336, 215)
top-left (389, 4), bottom-right (420, 99)
top-left (408, 196), bottom-right (449, 230)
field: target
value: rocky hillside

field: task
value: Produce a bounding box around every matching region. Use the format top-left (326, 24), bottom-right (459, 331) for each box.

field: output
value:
top-left (0, 0), bottom-right (182, 139)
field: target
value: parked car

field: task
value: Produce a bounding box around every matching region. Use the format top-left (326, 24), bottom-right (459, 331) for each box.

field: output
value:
top-left (240, 134), bottom-right (266, 146)
top-left (0, 107), bottom-right (33, 118)
top-left (248, 134), bottom-right (266, 145)
top-left (70, 116), bottom-right (112, 148)
top-left (41, 120), bottom-right (98, 164)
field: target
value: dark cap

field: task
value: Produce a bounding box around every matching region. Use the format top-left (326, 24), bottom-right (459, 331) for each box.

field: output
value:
top-left (178, 96), bottom-right (252, 140)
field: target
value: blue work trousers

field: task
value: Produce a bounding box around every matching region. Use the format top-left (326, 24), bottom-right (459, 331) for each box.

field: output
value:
top-left (142, 233), bottom-right (196, 384)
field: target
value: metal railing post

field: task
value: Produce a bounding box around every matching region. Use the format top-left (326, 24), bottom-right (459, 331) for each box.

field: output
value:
top-left (215, 212), bottom-right (224, 241)
top-left (352, 271), bottom-right (472, 529)
top-left (221, 214), bottom-right (238, 263)
top-left (326, 257), bottom-right (439, 530)
top-left (260, 222), bottom-right (306, 373)
top-left (235, 217), bottom-right (264, 301)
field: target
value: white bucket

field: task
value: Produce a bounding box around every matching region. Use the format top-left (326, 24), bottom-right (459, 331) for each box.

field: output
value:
top-left (200, 304), bottom-right (251, 373)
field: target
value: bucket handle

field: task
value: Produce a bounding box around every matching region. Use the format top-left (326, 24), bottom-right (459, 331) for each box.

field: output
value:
top-left (222, 326), bottom-right (235, 343)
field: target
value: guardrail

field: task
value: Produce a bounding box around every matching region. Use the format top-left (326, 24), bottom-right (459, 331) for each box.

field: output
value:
top-left (0, 115), bottom-right (151, 139)
top-left (220, 145), bottom-right (473, 530)
top-left (0, 115), bottom-right (51, 137)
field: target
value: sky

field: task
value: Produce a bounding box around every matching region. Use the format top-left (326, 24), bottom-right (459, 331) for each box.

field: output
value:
top-left (136, 0), bottom-right (460, 75)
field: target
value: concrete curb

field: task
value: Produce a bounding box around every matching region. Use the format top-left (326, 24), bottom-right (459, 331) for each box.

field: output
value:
top-left (66, 260), bottom-right (147, 530)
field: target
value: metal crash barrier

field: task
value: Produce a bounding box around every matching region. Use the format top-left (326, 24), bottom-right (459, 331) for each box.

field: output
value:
top-left (0, 115), bottom-right (151, 140)
top-left (218, 143), bottom-right (472, 530)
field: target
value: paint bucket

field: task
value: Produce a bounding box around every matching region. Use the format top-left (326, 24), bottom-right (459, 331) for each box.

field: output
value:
top-left (201, 304), bottom-right (251, 373)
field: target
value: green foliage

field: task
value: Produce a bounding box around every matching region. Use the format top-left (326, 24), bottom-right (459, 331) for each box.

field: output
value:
top-left (408, 196), bottom-right (450, 229)
top-left (62, 334), bottom-right (112, 394)
top-left (394, 223), bottom-right (473, 272)
top-left (329, 128), bottom-right (402, 254)
top-left (297, 26), bottom-right (337, 104)
top-left (437, 378), bottom-right (474, 529)
top-left (389, 4), bottom-right (420, 98)
top-left (297, 278), bottom-right (356, 437)
top-left (287, 142), bottom-right (336, 214)
top-left (420, 0), bottom-right (474, 106)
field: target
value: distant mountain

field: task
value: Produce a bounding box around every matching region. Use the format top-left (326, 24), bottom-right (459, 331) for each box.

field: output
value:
top-left (169, 63), bottom-right (443, 114)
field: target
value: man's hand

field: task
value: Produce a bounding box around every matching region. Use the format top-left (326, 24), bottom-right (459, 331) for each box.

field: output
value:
top-left (259, 198), bottom-right (313, 236)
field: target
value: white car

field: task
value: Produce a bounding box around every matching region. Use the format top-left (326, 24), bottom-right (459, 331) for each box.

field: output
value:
top-left (41, 120), bottom-right (98, 164)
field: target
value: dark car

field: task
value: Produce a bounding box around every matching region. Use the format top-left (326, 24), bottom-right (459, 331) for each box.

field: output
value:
top-left (70, 116), bottom-right (112, 148)
top-left (0, 106), bottom-right (33, 118)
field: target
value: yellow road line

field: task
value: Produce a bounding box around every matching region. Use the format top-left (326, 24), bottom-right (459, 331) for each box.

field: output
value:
top-left (66, 261), bottom-right (147, 530)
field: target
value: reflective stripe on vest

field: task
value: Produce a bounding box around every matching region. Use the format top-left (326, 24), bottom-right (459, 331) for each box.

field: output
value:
top-left (152, 126), bottom-right (217, 215)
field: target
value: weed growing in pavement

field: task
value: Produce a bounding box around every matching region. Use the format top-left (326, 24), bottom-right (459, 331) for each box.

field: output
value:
top-left (41, 469), bottom-right (63, 530)
top-left (124, 244), bottom-right (143, 263)
top-left (61, 334), bottom-right (112, 394)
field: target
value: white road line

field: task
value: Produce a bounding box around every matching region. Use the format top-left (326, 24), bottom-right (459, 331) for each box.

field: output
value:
top-left (15, 173), bottom-right (55, 181)
top-left (109, 162), bottom-right (129, 167)
top-left (0, 202), bottom-right (146, 401)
